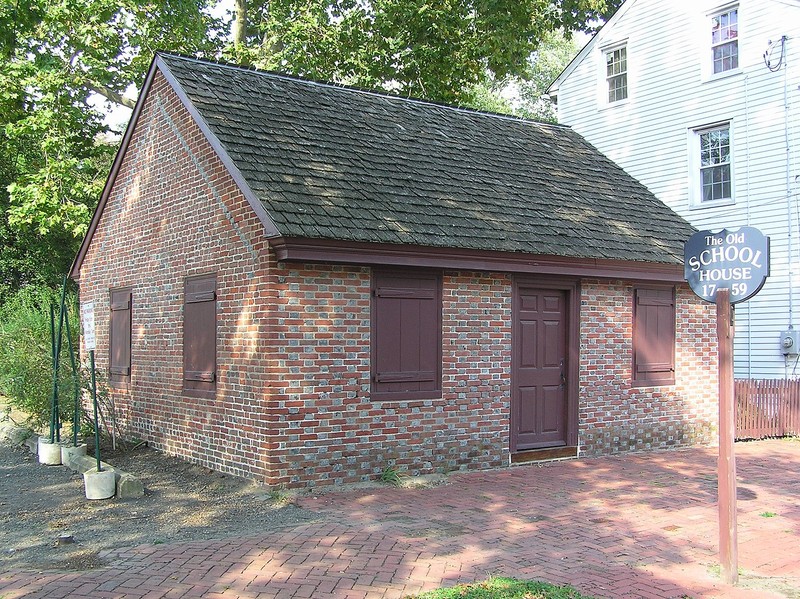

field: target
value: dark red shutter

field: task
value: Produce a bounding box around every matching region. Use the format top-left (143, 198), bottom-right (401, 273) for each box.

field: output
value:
top-left (109, 288), bottom-right (132, 383)
top-left (633, 287), bottom-right (675, 386)
top-left (184, 275), bottom-right (216, 397)
top-left (372, 271), bottom-right (441, 398)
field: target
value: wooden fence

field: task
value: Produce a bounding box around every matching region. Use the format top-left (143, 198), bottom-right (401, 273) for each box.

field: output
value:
top-left (735, 379), bottom-right (800, 440)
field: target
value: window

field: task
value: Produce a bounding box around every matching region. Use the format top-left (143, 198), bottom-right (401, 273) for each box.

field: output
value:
top-left (711, 8), bottom-right (738, 74)
top-left (604, 45), bottom-right (628, 103)
top-left (184, 274), bottom-right (217, 397)
top-left (109, 288), bottom-right (132, 386)
top-left (698, 124), bottom-right (732, 203)
top-left (633, 287), bottom-right (675, 387)
top-left (371, 270), bottom-right (442, 400)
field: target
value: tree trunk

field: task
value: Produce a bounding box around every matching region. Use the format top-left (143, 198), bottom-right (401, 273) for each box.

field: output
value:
top-left (232, 0), bottom-right (247, 46)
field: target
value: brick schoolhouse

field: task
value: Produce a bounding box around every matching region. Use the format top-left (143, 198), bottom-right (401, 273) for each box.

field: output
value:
top-left (71, 53), bottom-right (718, 488)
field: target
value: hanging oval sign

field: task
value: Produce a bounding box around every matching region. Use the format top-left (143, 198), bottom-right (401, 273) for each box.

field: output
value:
top-left (684, 226), bottom-right (770, 304)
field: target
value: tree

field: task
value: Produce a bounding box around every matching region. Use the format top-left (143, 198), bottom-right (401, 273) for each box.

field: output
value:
top-left (0, 0), bottom-right (621, 299)
top-left (0, 0), bottom-right (219, 294)
top-left (228, 0), bottom-right (621, 105)
top-left (514, 29), bottom-right (580, 122)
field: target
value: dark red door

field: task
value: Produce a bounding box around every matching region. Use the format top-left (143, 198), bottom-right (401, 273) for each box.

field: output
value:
top-left (512, 287), bottom-right (568, 451)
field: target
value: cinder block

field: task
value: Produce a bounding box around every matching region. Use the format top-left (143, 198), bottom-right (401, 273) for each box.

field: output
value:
top-left (116, 473), bottom-right (145, 499)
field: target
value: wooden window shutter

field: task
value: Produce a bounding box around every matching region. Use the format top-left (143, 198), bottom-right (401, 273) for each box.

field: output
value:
top-left (184, 274), bottom-right (217, 397)
top-left (372, 271), bottom-right (441, 399)
top-left (109, 288), bottom-right (132, 383)
top-left (633, 287), bottom-right (676, 386)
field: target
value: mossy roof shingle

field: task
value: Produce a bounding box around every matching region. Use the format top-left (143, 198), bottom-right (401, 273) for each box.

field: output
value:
top-left (158, 53), bottom-right (693, 265)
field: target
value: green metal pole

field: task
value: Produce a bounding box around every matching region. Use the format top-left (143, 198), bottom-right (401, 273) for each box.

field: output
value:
top-left (89, 350), bottom-right (101, 472)
top-left (49, 304), bottom-right (57, 443)
top-left (52, 277), bottom-right (68, 443)
top-left (64, 306), bottom-right (81, 447)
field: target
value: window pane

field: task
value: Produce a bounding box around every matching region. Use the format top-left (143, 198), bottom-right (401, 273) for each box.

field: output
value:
top-left (711, 10), bottom-right (738, 73)
top-left (605, 47), bottom-right (627, 103)
top-left (701, 164), bottom-right (731, 201)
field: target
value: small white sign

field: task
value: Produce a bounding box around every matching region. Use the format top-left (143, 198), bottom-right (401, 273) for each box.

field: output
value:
top-left (81, 302), bottom-right (96, 351)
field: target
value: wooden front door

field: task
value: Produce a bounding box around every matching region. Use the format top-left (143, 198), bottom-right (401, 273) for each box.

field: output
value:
top-left (512, 286), bottom-right (568, 451)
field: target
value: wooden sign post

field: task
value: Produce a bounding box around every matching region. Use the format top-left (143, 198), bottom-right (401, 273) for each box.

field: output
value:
top-left (684, 227), bottom-right (770, 587)
top-left (716, 289), bottom-right (737, 585)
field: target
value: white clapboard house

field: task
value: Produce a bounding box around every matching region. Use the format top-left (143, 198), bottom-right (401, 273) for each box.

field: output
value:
top-left (548, 0), bottom-right (800, 379)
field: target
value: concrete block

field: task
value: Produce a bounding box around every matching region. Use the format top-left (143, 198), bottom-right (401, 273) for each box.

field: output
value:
top-left (0, 423), bottom-right (32, 446)
top-left (61, 444), bottom-right (87, 469)
top-left (25, 434), bottom-right (39, 454)
top-left (84, 468), bottom-right (116, 500)
top-left (116, 473), bottom-right (144, 499)
top-left (38, 438), bottom-right (62, 465)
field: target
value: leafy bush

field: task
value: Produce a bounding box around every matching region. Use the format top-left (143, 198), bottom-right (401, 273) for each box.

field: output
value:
top-left (0, 284), bottom-right (81, 429)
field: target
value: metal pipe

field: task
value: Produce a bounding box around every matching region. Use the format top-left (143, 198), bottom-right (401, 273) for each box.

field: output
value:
top-left (90, 350), bottom-right (101, 472)
top-left (64, 301), bottom-right (81, 447)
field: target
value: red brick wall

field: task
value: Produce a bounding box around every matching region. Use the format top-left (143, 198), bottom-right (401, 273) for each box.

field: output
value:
top-left (579, 280), bottom-right (718, 455)
top-left (78, 70), bottom-right (719, 489)
top-left (264, 265), bottom-right (512, 487)
top-left (77, 72), bottom-right (274, 479)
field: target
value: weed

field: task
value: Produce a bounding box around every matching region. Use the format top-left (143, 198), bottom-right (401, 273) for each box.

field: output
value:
top-left (379, 465), bottom-right (405, 486)
top-left (268, 487), bottom-right (291, 506)
top-left (760, 511), bottom-right (778, 518)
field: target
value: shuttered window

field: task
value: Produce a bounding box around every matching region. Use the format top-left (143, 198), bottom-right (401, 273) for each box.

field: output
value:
top-left (109, 288), bottom-right (132, 385)
top-left (633, 287), bottom-right (676, 386)
top-left (184, 274), bottom-right (217, 398)
top-left (372, 270), bottom-right (442, 400)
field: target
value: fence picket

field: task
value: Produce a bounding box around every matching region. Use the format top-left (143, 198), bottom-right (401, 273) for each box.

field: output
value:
top-left (736, 379), bottom-right (800, 439)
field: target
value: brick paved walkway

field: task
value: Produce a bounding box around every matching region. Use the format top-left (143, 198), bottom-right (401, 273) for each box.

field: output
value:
top-left (1, 439), bottom-right (798, 598)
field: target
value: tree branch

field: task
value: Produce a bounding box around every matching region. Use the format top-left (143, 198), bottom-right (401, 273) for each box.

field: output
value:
top-left (86, 83), bottom-right (136, 109)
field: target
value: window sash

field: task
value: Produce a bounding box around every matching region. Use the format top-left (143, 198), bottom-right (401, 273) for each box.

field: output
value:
top-left (605, 47), bottom-right (628, 102)
top-left (711, 9), bottom-right (738, 73)
top-left (699, 126), bottom-right (731, 202)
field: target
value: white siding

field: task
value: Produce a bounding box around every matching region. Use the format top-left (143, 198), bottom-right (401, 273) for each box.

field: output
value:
top-left (556, 0), bottom-right (800, 378)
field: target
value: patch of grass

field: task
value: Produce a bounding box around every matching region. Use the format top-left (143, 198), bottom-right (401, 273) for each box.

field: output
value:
top-left (760, 511), bottom-right (777, 518)
top-left (379, 465), bottom-right (405, 486)
top-left (268, 487), bottom-right (292, 506)
top-left (405, 577), bottom-right (595, 598)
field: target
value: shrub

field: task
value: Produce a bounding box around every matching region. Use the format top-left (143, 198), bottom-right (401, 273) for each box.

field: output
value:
top-left (0, 284), bottom-right (81, 429)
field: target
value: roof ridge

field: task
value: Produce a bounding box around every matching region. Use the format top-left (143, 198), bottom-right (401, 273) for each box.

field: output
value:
top-left (156, 51), bottom-right (572, 130)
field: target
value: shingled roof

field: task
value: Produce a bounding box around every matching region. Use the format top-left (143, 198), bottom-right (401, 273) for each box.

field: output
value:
top-left (78, 53), bottom-right (696, 275)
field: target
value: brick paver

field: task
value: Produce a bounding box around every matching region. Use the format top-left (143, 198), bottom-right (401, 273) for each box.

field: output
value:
top-left (1, 440), bottom-right (798, 598)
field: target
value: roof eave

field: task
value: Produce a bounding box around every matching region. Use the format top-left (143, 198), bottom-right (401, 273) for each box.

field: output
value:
top-left (269, 236), bottom-right (686, 283)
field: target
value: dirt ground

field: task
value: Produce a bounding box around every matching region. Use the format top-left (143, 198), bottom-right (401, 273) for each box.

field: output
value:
top-left (0, 421), bottom-right (322, 573)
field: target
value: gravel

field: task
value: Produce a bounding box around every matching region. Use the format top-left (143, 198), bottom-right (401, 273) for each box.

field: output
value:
top-left (0, 434), bottom-right (321, 572)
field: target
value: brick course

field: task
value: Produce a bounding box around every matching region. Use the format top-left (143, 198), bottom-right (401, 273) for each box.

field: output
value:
top-left (77, 72), bottom-right (719, 489)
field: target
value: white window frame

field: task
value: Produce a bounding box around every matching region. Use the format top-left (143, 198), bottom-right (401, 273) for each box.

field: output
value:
top-left (598, 41), bottom-right (628, 107)
top-left (704, 4), bottom-right (740, 80)
top-left (688, 121), bottom-right (735, 208)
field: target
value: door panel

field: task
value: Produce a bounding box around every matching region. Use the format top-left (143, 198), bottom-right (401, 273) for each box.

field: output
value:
top-left (513, 287), bottom-right (568, 450)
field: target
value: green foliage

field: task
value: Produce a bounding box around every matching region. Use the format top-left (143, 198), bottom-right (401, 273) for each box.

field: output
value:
top-left (0, 0), bottom-right (619, 300)
top-left (407, 576), bottom-right (595, 598)
top-left (379, 465), bottom-right (406, 486)
top-left (0, 0), bottom-right (219, 297)
top-left (0, 284), bottom-right (80, 428)
top-left (230, 0), bottom-right (621, 106)
top-left (514, 30), bottom-right (580, 122)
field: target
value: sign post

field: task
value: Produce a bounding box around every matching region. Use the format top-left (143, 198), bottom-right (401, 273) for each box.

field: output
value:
top-left (684, 226), bottom-right (769, 587)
